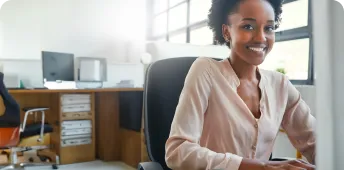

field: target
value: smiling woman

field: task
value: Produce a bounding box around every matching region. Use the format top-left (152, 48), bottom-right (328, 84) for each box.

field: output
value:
top-left (164, 0), bottom-right (316, 170)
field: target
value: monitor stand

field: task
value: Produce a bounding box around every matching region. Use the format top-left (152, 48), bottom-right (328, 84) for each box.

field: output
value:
top-left (76, 81), bottom-right (103, 89)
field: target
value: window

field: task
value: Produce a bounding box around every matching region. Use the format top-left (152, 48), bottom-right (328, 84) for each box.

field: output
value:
top-left (153, 12), bottom-right (167, 36)
top-left (169, 32), bottom-right (187, 43)
top-left (190, 26), bottom-right (213, 45)
top-left (190, 0), bottom-right (212, 24)
top-left (276, 0), bottom-right (308, 32)
top-left (260, 38), bottom-right (309, 80)
top-left (148, 0), bottom-right (213, 45)
top-left (168, 3), bottom-right (187, 31)
top-left (169, 0), bottom-right (185, 7)
top-left (153, 0), bottom-right (168, 14)
top-left (148, 0), bottom-right (313, 84)
top-left (270, 0), bottom-right (313, 84)
top-left (155, 37), bottom-right (167, 42)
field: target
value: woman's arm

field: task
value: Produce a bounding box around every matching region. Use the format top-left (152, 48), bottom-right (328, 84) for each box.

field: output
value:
top-left (281, 79), bottom-right (316, 164)
top-left (242, 159), bottom-right (315, 170)
top-left (239, 158), bottom-right (268, 170)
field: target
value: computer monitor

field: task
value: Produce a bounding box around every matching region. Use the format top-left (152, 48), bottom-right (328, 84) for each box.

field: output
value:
top-left (42, 51), bottom-right (75, 82)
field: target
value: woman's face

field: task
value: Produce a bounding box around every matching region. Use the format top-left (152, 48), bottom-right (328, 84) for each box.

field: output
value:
top-left (223, 0), bottom-right (276, 66)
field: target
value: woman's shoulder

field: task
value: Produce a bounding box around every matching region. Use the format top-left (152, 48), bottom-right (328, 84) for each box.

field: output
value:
top-left (186, 57), bottom-right (226, 82)
top-left (259, 68), bottom-right (289, 87)
top-left (192, 57), bottom-right (223, 65)
top-left (191, 57), bottom-right (226, 72)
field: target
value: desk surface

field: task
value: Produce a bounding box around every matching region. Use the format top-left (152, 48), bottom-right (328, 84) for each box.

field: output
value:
top-left (8, 88), bottom-right (144, 94)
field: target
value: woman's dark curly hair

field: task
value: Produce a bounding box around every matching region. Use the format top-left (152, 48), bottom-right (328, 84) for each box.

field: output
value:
top-left (208, 0), bottom-right (283, 46)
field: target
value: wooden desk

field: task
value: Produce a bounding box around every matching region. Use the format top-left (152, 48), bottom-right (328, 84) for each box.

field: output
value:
top-left (8, 88), bottom-right (144, 167)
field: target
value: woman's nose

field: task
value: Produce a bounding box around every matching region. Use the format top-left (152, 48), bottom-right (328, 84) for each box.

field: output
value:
top-left (253, 29), bottom-right (267, 43)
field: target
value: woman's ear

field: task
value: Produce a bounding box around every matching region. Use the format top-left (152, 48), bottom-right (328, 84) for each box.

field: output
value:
top-left (222, 24), bottom-right (231, 43)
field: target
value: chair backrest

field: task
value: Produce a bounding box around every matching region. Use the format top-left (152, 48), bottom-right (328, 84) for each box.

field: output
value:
top-left (0, 72), bottom-right (21, 147)
top-left (0, 72), bottom-right (20, 127)
top-left (144, 57), bottom-right (221, 169)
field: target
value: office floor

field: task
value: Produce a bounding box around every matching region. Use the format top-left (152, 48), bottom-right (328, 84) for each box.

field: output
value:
top-left (25, 160), bottom-right (136, 170)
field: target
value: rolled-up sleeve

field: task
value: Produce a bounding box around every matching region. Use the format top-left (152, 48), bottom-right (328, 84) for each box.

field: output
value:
top-left (165, 58), bottom-right (243, 170)
top-left (281, 80), bottom-right (316, 164)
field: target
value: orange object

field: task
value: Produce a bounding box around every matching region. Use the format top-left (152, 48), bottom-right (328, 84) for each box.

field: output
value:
top-left (296, 151), bottom-right (302, 159)
top-left (0, 127), bottom-right (20, 147)
top-left (280, 128), bottom-right (303, 159)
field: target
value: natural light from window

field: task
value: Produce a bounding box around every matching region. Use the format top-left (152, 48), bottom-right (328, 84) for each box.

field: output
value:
top-left (190, 0), bottom-right (212, 24)
top-left (169, 0), bottom-right (184, 7)
top-left (169, 32), bottom-right (186, 44)
top-left (168, 3), bottom-right (187, 31)
top-left (276, 0), bottom-right (308, 32)
top-left (153, 0), bottom-right (167, 14)
top-left (153, 12), bottom-right (167, 36)
top-left (190, 26), bottom-right (213, 45)
top-left (260, 38), bottom-right (309, 80)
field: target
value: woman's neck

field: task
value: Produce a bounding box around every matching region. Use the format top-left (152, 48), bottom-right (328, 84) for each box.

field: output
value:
top-left (228, 56), bottom-right (258, 81)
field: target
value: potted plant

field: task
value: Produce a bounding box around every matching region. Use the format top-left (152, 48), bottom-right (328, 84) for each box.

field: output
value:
top-left (276, 68), bottom-right (286, 74)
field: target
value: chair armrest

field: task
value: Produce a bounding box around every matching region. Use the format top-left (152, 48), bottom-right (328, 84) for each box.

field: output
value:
top-left (21, 109), bottom-right (46, 143)
top-left (137, 162), bottom-right (164, 170)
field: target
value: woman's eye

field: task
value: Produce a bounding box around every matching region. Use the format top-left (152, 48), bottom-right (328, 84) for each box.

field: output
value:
top-left (265, 26), bottom-right (275, 32)
top-left (243, 25), bottom-right (254, 30)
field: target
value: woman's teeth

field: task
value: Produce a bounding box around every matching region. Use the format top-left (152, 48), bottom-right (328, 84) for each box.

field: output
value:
top-left (249, 47), bottom-right (264, 52)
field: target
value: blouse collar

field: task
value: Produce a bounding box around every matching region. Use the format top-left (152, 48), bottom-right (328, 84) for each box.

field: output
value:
top-left (222, 58), bottom-right (265, 92)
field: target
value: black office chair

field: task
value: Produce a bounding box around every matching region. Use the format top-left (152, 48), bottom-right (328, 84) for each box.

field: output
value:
top-left (0, 72), bottom-right (58, 169)
top-left (138, 57), bottom-right (287, 170)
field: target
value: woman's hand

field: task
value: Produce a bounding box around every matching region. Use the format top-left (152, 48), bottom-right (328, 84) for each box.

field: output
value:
top-left (265, 159), bottom-right (316, 170)
top-left (265, 164), bottom-right (307, 170)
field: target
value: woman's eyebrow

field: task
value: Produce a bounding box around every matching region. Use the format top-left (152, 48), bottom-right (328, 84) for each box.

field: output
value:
top-left (241, 18), bottom-right (274, 23)
top-left (241, 17), bottom-right (256, 21)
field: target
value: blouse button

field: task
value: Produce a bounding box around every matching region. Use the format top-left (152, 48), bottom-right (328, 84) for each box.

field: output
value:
top-left (254, 124), bottom-right (258, 128)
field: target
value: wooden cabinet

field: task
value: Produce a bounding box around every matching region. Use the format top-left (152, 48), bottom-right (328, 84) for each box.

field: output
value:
top-left (9, 88), bottom-right (144, 167)
top-left (57, 93), bottom-right (96, 164)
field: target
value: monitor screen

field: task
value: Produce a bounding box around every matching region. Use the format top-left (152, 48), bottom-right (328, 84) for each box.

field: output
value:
top-left (42, 51), bottom-right (75, 82)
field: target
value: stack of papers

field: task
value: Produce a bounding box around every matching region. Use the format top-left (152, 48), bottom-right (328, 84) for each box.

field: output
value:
top-left (61, 94), bottom-right (91, 113)
top-left (61, 120), bottom-right (92, 147)
top-left (60, 94), bottom-right (93, 147)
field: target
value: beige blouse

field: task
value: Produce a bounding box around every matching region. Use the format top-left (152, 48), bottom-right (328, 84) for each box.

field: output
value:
top-left (165, 57), bottom-right (316, 170)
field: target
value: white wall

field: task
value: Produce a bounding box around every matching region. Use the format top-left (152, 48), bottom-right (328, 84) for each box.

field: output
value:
top-left (0, 0), bottom-right (146, 87)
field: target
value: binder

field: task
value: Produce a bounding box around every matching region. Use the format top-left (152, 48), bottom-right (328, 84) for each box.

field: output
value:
top-left (62, 120), bottom-right (92, 130)
top-left (61, 134), bottom-right (91, 140)
top-left (61, 128), bottom-right (91, 136)
top-left (61, 138), bottom-right (92, 147)
top-left (61, 104), bottom-right (91, 113)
